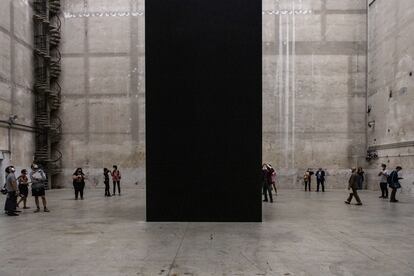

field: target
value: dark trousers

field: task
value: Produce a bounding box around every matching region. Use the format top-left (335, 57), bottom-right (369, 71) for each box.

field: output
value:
top-left (317, 179), bottom-right (325, 192)
top-left (263, 184), bottom-right (273, 202)
top-left (380, 182), bottom-right (388, 198)
top-left (104, 181), bottom-right (111, 196)
top-left (113, 181), bottom-right (121, 195)
top-left (304, 180), bottom-right (311, 191)
top-left (390, 188), bottom-right (398, 202)
top-left (4, 191), bottom-right (17, 213)
top-left (73, 183), bottom-right (85, 199)
top-left (346, 187), bottom-right (362, 204)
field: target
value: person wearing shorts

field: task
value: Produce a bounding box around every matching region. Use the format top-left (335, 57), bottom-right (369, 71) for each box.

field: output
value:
top-left (29, 164), bottom-right (50, 213)
top-left (17, 169), bottom-right (30, 209)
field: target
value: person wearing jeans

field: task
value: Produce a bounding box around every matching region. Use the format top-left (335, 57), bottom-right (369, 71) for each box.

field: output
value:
top-left (4, 166), bottom-right (19, 216)
top-left (389, 166), bottom-right (403, 203)
top-left (378, 164), bottom-right (389, 198)
top-left (112, 165), bottom-right (121, 196)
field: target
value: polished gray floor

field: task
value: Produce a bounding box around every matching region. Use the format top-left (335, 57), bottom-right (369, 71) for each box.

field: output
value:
top-left (1, 187), bottom-right (413, 276)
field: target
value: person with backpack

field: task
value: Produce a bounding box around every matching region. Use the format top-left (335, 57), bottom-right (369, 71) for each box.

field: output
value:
top-left (378, 164), bottom-right (389, 198)
top-left (30, 164), bottom-right (50, 213)
top-left (17, 169), bottom-right (30, 209)
top-left (72, 168), bottom-right (86, 200)
top-left (4, 166), bottom-right (20, 216)
top-left (388, 166), bottom-right (403, 202)
top-left (111, 165), bottom-right (121, 196)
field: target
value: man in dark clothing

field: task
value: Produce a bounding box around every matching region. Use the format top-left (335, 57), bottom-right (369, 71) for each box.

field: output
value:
top-left (315, 168), bottom-right (325, 192)
top-left (262, 164), bottom-right (273, 203)
top-left (345, 168), bottom-right (362, 205)
top-left (389, 166), bottom-right (403, 202)
top-left (4, 166), bottom-right (19, 216)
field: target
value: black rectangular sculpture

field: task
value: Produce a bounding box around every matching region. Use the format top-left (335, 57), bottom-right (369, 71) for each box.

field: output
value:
top-left (146, 0), bottom-right (262, 221)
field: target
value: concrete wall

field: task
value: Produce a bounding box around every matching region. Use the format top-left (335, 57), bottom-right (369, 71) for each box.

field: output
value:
top-left (60, 0), bottom-right (367, 189)
top-left (59, 0), bottom-right (145, 187)
top-left (262, 0), bottom-right (367, 188)
top-left (0, 0), bottom-right (35, 181)
top-left (366, 0), bottom-right (414, 194)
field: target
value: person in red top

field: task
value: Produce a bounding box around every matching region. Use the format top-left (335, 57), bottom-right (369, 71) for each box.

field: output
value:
top-left (111, 165), bottom-right (121, 196)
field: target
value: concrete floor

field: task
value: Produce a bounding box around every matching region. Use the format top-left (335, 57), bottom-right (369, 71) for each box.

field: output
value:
top-left (1, 186), bottom-right (414, 276)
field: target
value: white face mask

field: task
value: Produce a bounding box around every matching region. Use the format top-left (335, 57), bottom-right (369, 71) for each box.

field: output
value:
top-left (10, 167), bottom-right (15, 173)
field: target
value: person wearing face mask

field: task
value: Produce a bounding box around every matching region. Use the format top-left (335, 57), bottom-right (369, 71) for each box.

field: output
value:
top-left (17, 169), bottom-right (30, 209)
top-left (4, 166), bottom-right (20, 216)
top-left (72, 168), bottom-right (86, 200)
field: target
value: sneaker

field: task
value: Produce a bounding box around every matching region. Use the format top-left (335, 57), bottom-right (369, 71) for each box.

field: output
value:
top-left (34, 208), bottom-right (40, 213)
top-left (356, 202), bottom-right (363, 205)
top-left (379, 196), bottom-right (384, 198)
top-left (23, 207), bottom-right (31, 209)
top-left (44, 208), bottom-right (50, 212)
top-left (344, 201), bottom-right (350, 204)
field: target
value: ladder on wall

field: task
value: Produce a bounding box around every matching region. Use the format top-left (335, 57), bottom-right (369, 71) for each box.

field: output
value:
top-left (33, 0), bottom-right (63, 189)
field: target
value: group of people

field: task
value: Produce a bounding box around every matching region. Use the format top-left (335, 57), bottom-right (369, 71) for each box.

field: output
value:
top-left (71, 165), bottom-right (121, 199)
top-left (303, 168), bottom-right (327, 192)
top-left (2, 164), bottom-right (49, 216)
top-left (345, 164), bottom-right (403, 205)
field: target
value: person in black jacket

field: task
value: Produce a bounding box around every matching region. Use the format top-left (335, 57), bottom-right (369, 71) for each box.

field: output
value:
top-left (389, 166), bottom-right (403, 202)
top-left (72, 168), bottom-right (86, 200)
top-left (103, 168), bottom-right (111, 197)
top-left (315, 168), bottom-right (325, 192)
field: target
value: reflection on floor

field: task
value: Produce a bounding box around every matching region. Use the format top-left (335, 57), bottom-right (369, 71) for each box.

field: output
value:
top-left (1, 187), bottom-right (414, 276)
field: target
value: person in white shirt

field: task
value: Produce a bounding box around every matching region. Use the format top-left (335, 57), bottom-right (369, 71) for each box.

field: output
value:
top-left (378, 164), bottom-right (389, 199)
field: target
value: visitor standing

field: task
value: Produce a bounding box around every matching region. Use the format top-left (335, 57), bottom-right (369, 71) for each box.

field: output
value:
top-left (72, 168), bottom-right (86, 200)
top-left (315, 168), bottom-right (326, 192)
top-left (357, 167), bottom-right (365, 190)
top-left (4, 166), bottom-right (19, 216)
top-left (104, 168), bottom-right (111, 197)
top-left (266, 164), bottom-right (277, 196)
top-left (389, 166), bottom-right (403, 203)
top-left (17, 169), bottom-right (30, 209)
top-left (112, 165), bottom-right (121, 196)
top-left (303, 169), bottom-right (313, 191)
top-left (345, 168), bottom-right (362, 205)
top-left (30, 164), bottom-right (50, 213)
top-left (262, 164), bottom-right (273, 203)
top-left (378, 164), bottom-right (389, 198)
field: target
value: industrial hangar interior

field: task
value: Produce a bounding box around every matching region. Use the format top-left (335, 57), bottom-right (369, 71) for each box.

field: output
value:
top-left (0, 0), bottom-right (414, 275)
